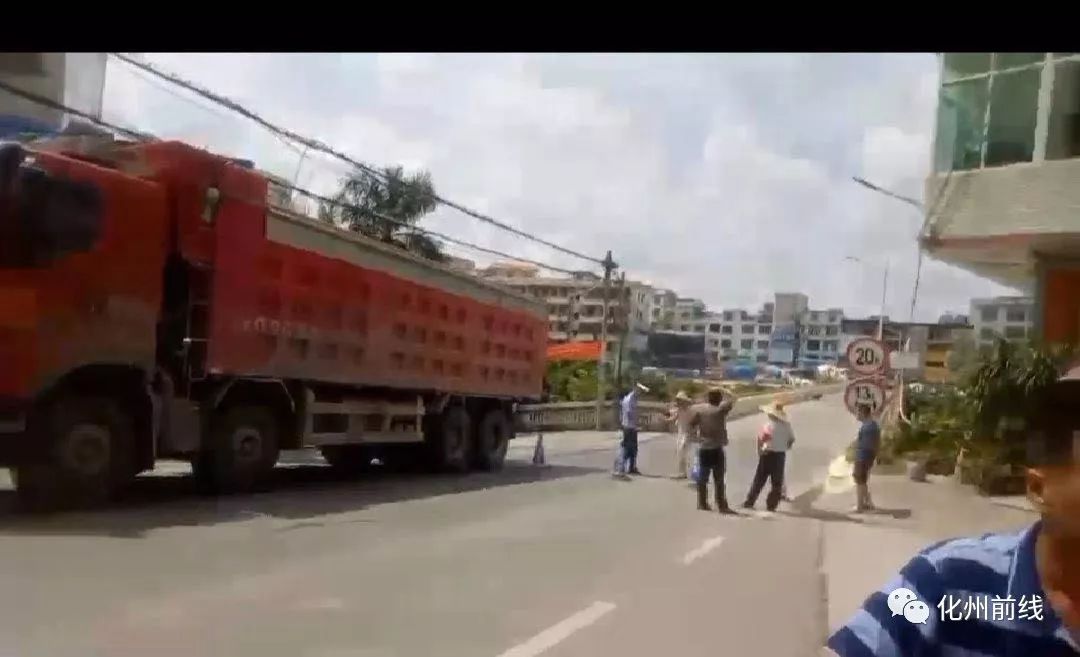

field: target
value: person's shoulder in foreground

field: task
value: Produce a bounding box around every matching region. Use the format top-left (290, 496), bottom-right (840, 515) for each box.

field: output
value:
top-left (830, 370), bottom-right (1080, 656)
top-left (827, 525), bottom-right (1077, 656)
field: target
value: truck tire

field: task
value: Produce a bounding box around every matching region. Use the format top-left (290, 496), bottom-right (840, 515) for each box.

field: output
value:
top-left (427, 407), bottom-right (471, 473)
top-left (319, 445), bottom-right (374, 474)
top-left (474, 408), bottom-right (510, 471)
top-left (13, 396), bottom-right (136, 511)
top-left (195, 405), bottom-right (280, 492)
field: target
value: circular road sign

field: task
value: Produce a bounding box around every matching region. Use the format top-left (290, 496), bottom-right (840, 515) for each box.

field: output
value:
top-left (845, 379), bottom-right (887, 416)
top-left (846, 337), bottom-right (888, 375)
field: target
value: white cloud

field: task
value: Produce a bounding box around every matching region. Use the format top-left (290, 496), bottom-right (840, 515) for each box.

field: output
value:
top-left (100, 52), bottom-right (1009, 321)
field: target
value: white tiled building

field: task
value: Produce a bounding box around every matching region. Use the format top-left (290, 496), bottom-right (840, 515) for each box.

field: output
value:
top-left (970, 296), bottom-right (1034, 348)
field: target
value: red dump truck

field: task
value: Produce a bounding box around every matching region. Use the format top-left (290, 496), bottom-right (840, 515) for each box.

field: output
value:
top-left (0, 138), bottom-right (547, 508)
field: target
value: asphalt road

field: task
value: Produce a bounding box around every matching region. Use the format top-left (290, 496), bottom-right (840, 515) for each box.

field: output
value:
top-left (0, 395), bottom-right (857, 657)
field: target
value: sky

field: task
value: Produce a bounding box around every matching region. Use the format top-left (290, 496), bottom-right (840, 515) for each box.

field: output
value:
top-left (99, 53), bottom-right (1016, 321)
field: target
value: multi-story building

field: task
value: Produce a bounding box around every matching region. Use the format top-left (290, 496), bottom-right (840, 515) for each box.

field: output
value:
top-left (1, 53), bottom-right (107, 137)
top-left (922, 53), bottom-right (1080, 348)
top-left (479, 263), bottom-right (632, 359)
top-left (651, 289), bottom-right (678, 329)
top-left (970, 296), bottom-right (1034, 349)
top-left (697, 294), bottom-right (842, 367)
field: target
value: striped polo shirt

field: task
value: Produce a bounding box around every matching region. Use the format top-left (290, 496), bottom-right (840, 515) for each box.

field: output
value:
top-left (828, 522), bottom-right (1080, 656)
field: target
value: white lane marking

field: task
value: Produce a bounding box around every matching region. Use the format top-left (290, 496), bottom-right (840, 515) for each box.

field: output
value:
top-left (495, 601), bottom-right (616, 657)
top-left (681, 535), bottom-right (726, 566)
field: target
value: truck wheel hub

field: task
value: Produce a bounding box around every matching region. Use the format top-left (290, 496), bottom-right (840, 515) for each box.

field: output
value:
top-left (62, 424), bottom-right (110, 476)
top-left (232, 428), bottom-right (262, 463)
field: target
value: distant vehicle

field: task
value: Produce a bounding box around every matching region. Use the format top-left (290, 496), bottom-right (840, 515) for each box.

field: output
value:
top-left (0, 138), bottom-right (546, 509)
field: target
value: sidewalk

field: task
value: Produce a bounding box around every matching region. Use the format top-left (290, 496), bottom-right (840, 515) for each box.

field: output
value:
top-left (792, 468), bottom-right (1037, 634)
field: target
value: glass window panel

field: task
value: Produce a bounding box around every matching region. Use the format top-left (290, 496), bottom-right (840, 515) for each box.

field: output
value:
top-left (1047, 60), bottom-right (1080, 160)
top-left (943, 53), bottom-right (991, 81)
top-left (937, 79), bottom-right (989, 171)
top-left (994, 53), bottom-right (1044, 70)
top-left (985, 69), bottom-right (1040, 167)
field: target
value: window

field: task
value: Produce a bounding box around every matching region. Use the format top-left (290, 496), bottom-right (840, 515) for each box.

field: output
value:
top-left (1005, 309), bottom-right (1027, 323)
top-left (936, 53), bottom-right (1046, 172)
top-left (758, 325), bottom-right (771, 334)
top-left (980, 327), bottom-right (997, 340)
top-left (757, 340), bottom-right (769, 350)
top-left (740, 339), bottom-right (753, 350)
top-left (741, 324), bottom-right (754, 334)
top-left (708, 323), bottom-right (721, 333)
top-left (926, 360), bottom-right (946, 368)
top-left (756, 354), bottom-right (768, 363)
top-left (806, 326), bottom-right (823, 336)
top-left (680, 324), bottom-right (690, 331)
top-left (828, 313), bottom-right (840, 323)
top-left (723, 311), bottom-right (733, 321)
top-left (721, 325), bottom-right (733, 335)
top-left (806, 340), bottom-right (821, 352)
top-left (825, 326), bottom-right (839, 336)
top-left (720, 339), bottom-right (731, 349)
top-left (1047, 59), bottom-right (1080, 160)
top-left (822, 341), bottom-right (838, 352)
top-left (980, 306), bottom-right (999, 322)
top-left (1004, 325), bottom-right (1026, 339)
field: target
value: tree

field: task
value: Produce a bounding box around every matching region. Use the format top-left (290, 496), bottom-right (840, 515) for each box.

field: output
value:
top-left (319, 165), bottom-right (446, 262)
top-left (946, 332), bottom-right (980, 381)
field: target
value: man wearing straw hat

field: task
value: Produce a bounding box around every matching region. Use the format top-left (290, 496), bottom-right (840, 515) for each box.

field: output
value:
top-left (667, 390), bottom-right (696, 480)
top-left (742, 399), bottom-right (796, 512)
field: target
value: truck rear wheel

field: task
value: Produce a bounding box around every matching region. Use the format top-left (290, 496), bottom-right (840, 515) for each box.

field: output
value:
top-left (427, 407), bottom-right (471, 473)
top-left (474, 409), bottom-right (510, 471)
top-left (14, 396), bottom-right (135, 511)
top-left (319, 445), bottom-right (374, 474)
top-left (194, 405), bottom-right (280, 492)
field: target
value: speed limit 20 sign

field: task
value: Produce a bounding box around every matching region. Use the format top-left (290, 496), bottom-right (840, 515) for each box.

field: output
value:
top-left (846, 337), bottom-right (888, 375)
top-left (844, 379), bottom-right (886, 416)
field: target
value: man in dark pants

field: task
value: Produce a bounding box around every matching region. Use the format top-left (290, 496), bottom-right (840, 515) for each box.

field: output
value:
top-left (743, 400), bottom-right (795, 512)
top-left (614, 383), bottom-right (648, 477)
top-left (689, 387), bottom-right (736, 513)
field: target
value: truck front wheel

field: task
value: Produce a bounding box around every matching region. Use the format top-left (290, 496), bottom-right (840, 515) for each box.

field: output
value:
top-left (194, 406), bottom-right (280, 492)
top-left (14, 396), bottom-right (136, 511)
top-left (474, 409), bottom-right (510, 471)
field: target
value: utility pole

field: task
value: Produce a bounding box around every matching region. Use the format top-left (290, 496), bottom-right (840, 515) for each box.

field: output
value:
top-left (614, 272), bottom-right (628, 390)
top-left (879, 260), bottom-right (890, 341)
top-left (595, 250), bottom-right (616, 431)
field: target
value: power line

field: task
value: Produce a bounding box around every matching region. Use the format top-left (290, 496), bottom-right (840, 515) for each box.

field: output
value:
top-left (0, 79), bottom-right (584, 277)
top-left (109, 52), bottom-right (605, 266)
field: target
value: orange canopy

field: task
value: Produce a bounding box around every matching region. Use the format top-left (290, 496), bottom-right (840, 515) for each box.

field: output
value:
top-left (546, 341), bottom-right (603, 362)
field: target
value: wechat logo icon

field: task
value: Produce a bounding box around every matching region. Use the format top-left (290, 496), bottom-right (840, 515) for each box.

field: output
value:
top-left (888, 587), bottom-right (930, 625)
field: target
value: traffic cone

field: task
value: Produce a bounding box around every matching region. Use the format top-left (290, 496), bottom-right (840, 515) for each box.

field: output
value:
top-left (532, 431), bottom-right (547, 466)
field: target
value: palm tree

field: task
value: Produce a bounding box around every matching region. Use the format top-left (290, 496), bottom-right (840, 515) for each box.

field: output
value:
top-left (319, 165), bottom-right (447, 262)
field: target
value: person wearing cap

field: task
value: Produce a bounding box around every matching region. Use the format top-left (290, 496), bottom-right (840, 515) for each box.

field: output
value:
top-left (667, 390), bottom-right (696, 479)
top-left (742, 400), bottom-right (795, 512)
top-left (614, 382), bottom-right (649, 477)
top-left (827, 366), bottom-right (1080, 656)
top-left (688, 386), bottom-right (736, 513)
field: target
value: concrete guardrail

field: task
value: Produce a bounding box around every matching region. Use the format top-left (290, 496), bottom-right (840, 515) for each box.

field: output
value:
top-left (514, 383), bottom-right (845, 433)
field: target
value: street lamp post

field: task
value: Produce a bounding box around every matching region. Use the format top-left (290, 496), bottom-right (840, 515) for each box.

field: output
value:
top-left (845, 256), bottom-right (889, 340)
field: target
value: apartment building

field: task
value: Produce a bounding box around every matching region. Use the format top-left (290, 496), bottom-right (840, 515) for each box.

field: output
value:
top-left (970, 296), bottom-right (1034, 348)
top-left (651, 289), bottom-right (678, 329)
top-left (922, 53), bottom-right (1080, 348)
top-left (697, 294), bottom-right (843, 366)
top-left (479, 262), bottom-right (634, 358)
top-left (0, 53), bottom-right (107, 137)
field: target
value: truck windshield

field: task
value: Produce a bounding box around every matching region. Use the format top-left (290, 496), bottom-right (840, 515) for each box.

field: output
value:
top-left (0, 153), bottom-right (103, 268)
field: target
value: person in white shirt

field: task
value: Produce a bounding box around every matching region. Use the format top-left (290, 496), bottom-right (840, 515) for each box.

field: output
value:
top-left (741, 400), bottom-right (795, 512)
top-left (667, 390), bottom-right (696, 480)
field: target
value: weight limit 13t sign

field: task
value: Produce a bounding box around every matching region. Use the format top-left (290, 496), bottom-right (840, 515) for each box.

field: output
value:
top-left (845, 380), bottom-right (886, 415)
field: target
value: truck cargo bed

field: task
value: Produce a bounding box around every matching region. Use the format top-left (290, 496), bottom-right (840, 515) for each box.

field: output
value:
top-left (205, 204), bottom-right (547, 400)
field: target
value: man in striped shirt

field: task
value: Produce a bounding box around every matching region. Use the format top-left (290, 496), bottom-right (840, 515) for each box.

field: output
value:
top-left (828, 371), bottom-right (1080, 656)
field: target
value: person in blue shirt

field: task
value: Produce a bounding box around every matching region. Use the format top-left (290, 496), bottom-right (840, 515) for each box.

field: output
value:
top-left (615, 383), bottom-right (648, 477)
top-left (853, 403), bottom-right (881, 513)
top-left (828, 368), bottom-right (1080, 657)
